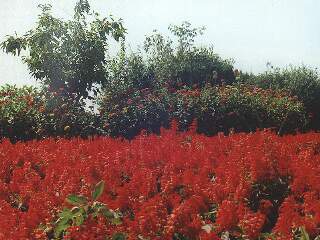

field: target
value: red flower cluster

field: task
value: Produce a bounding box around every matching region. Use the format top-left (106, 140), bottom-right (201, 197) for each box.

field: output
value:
top-left (0, 129), bottom-right (320, 239)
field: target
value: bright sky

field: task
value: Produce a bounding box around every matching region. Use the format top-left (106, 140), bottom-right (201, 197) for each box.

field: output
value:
top-left (1, 0), bottom-right (320, 86)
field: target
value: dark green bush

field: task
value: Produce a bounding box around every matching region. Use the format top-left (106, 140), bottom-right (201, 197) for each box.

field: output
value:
top-left (99, 87), bottom-right (171, 139)
top-left (173, 84), bottom-right (307, 135)
top-left (98, 83), bottom-right (307, 138)
top-left (98, 22), bottom-right (238, 138)
top-left (0, 85), bottom-right (99, 142)
top-left (239, 65), bottom-right (320, 129)
top-left (0, 85), bottom-right (42, 142)
top-left (103, 22), bottom-right (235, 95)
top-left (144, 22), bottom-right (235, 88)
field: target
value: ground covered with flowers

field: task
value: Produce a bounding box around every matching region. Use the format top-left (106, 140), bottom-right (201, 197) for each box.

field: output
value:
top-left (0, 127), bottom-right (320, 240)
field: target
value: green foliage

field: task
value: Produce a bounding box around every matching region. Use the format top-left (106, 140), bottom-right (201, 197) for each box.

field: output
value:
top-left (92, 180), bottom-right (105, 201)
top-left (1, 0), bottom-right (126, 99)
top-left (0, 84), bottom-right (42, 142)
top-left (0, 8), bottom-right (316, 140)
top-left (102, 22), bottom-right (235, 99)
top-left (104, 47), bottom-right (154, 91)
top-left (143, 21), bottom-right (235, 88)
top-left (0, 85), bottom-right (101, 141)
top-left (98, 83), bottom-right (307, 139)
top-left (99, 87), bottom-right (171, 139)
top-left (297, 227), bottom-right (310, 240)
top-left (43, 181), bottom-right (122, 239)
top-left (173, 233), bottom-right (190, 240)
top-left (242, 66), bottom-right (320, 107)
top-left (99, 22), bottom-right (237, 138)
top-left (239, 65), bottom-right (320, 129)
top-left (291, 226), bottom-right (320, 240)
top-left (218, 84), bottom-right (307, 135)
top-left (37, 89), bottom-right (101, 138)
top-left (109, 233), bottom-right (127, 240)
top-left (66, 195), bottom-right (88, 206)
top-left (174, 85), bottom-right (307, 135)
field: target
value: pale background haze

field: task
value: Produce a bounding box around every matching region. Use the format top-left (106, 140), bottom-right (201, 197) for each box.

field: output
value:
top-left (1, 0), bottom-right (319, 86)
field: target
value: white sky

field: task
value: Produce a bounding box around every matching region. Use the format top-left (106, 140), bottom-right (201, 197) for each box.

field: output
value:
top-left (1, 0), bottom-right (320, 86)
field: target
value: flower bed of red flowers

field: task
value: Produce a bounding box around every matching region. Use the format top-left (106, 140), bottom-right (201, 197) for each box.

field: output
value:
top-left (0, 127), bottom-right (320, 240)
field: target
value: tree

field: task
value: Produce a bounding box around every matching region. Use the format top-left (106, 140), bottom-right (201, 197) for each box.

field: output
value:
top-left (1, 0), bottom-right (126, 99)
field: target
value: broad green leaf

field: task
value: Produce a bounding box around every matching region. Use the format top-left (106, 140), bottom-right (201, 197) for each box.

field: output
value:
top-left (66, 194), bottom-right (88, 206)
top-left (92, 180), bottom-right (105, 201)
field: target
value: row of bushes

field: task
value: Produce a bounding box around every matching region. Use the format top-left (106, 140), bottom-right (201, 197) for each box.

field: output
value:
top-left (99, 84), bottom-right (307, 139)
top-left (0, 82), bottom-right (307, 141)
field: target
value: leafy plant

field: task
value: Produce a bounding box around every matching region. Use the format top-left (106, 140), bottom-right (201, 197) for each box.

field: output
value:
top-left (38, 89), bottom-right (101, 138)
top-left (43, 181), bottom-right (123, 239)
top-left (174, 84), bottom-right (307, 135)
top-left (143, 21), bottom-right (235, 88)
top-left (239, 65), bottom-right (320, 129)
top-left (0, 84), bottom-right (42, 142)
top-left (99, 87), bottom-right (171, 139)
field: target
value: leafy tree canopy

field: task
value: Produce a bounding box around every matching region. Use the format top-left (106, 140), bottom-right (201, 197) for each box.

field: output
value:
top-left (1, 0), bottom-right (126, 99)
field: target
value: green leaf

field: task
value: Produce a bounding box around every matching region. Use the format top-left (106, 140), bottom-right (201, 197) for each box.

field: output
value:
top-left (92, 180), bottom-right (105, 201)
top-left (73, 212), bottom-right (85, 226)
top-left (58, 208), bottom-right (73, 219)
top-left (112, 233), bottom-right (126, 240)
top-left (259, 233), bottom-right (277, 240)
top-left (101, 208), bottom-right (115, 218)
top-left (92, 202), bottom-right (108, 218)
top-left (71, 206), bottom-right (81, 214)
top-left (54, 217), bottom-right (71, 238)
top-left (110, 217), bottom-right (122, 226)
top-left (100, 207), bottom-right (122, 225)
top-left (299, 227), bottom-right (310, 240)
top-left (66, 194), bottom-right (88, 206)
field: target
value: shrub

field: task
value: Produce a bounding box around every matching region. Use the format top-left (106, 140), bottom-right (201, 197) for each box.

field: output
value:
top-left (102, 22), bottom-right (235, 100)
top-left (144, 22), bottom-right (235, 88)
top-left (0, 85), bottom-right (100, 141)
top-left (174, 84), bottom-right (307, 135)
top-left (239, 65), bottom-right (320, 129)
top-left (38, 89), bottom-right (100, 139)
top-left (99, 87), bottom-right (171, 139)
top-left (47, 180), bottom-right (122, 239)
top-left (0, 84), bottom-right (42, 142)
